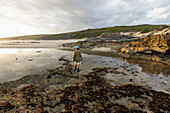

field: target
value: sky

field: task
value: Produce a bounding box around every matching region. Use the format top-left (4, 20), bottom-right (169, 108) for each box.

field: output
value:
top-left (0, 0), bottom-right (170, 38)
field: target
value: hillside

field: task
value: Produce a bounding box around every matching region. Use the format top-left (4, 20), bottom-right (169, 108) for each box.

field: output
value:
top-left (0, 24), bottom-right (169, 40)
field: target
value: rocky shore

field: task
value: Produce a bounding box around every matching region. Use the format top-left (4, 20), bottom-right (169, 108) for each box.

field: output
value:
top-left (62, 32), bottom-right (170, 65)
top-left (0, 56), bottom-right (169, 112)
top-left (0, 30), bottom-right (170, 112)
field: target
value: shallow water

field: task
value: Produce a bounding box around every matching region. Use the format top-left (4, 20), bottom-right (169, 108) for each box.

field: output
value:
top-left (0, 48), bottom-right (117, 82)
top-left (0, 48), bottom-right (73, 82)
top-left (83, 51), bottom-right (170, 76)
top-left (0, 48), bottom-right (169, 93)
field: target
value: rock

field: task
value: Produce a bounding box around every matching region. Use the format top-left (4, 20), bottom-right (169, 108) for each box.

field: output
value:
top-left (59, 56), bottom-right (67, 61)
top-left (121, 48), bottom-right (129, 53)
top-left (0, 102), bottom-right (15, 112)
top-left (1, 89), bottom-right (7, 94)
top-left (120, 34), bottom-right (169, 54)
top-left (28, 59), bottom-right (33, 61)
top-left (110, 70), bottom-right (124, 74)
top-left (130, 78), bottom-right (134, 82)
top-left (36, 51), bottom-right (41, 53)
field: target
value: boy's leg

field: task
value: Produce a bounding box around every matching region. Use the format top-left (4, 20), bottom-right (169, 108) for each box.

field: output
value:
top-left (77, 64), bottom-right (80, 69)
top-left (74, 62), bottom-right (77, 71)
top-left (77, 62), bottom-right (81, 72)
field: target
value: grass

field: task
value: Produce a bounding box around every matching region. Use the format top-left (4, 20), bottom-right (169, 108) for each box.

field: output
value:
top-left (0, 24), bottom-right (169, 40)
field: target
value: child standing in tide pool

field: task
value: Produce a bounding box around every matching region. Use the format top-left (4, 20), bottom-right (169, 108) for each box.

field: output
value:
top-left (73, 46), bottom-right (83, 72)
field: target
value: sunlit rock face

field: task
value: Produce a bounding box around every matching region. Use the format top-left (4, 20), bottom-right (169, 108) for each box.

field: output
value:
top-left (121, 34), bottom-right (170, 54)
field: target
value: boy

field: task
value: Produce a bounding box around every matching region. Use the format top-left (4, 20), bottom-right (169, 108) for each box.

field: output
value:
top-left (73, 46), bottom-right (82, 72)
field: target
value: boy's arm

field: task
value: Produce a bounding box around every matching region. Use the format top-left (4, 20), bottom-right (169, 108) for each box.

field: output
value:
top-left (73, 51), bottom-right (76, 62)
top-left (80, 51), bottom-right (83, 61)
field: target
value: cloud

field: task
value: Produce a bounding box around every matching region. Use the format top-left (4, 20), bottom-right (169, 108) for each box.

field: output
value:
top-left (0, 0), bottom-right (169, 37)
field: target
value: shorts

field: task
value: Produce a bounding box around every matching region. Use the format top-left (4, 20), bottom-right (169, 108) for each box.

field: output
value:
top-left (74, 62), bottom-right (81, 65)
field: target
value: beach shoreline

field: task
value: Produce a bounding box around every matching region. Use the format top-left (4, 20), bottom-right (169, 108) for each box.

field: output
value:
top-left (0, 39), bottom-right (169, 112)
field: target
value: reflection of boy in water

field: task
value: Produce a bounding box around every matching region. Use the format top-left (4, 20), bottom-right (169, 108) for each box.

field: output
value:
top-left (73, 46), bottom-right (82, 72)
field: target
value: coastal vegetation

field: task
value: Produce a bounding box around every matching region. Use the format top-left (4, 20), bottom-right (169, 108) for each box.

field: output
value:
top-left (0, 24), bottom-right (169, 40)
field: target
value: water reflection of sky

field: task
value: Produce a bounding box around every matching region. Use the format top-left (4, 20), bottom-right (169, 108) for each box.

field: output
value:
top-left (0, 49), bottom-right (17, 54)
top-left (0, 48), bottom-right (44, 54)
top-left (0, 48), bottom-right (169, 84)
top-left (0, 48), bottom-right (71, 83)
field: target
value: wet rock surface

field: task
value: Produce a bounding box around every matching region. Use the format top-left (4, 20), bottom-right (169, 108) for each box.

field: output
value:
top-left (58, 67), bottom-right (169, 113)
top-left (0, 57), bottom-right (77, 112)
top-left (0, 57), bottom-right (169, 112)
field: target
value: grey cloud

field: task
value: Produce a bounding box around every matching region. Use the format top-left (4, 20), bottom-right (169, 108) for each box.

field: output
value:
top-left (0, 0), bottom-right (169, 36)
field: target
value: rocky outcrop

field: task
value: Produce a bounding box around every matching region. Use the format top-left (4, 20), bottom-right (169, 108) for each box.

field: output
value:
top-left (61, 33), bottom-right (170, 63)
top-left (120, 34), bottom-right (170, 54)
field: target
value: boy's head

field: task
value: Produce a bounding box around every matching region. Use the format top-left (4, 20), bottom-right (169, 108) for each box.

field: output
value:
top-left (76, 46), bottom-right (79, 50)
